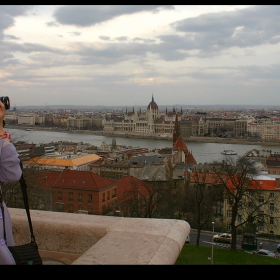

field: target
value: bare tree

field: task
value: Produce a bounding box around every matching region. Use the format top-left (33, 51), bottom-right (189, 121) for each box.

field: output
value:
top-left (183, 170), bottom-right (224, 246)
top-left (209, 157), bottom-right (279, 251)
top-left (120, 180), bottom-right (159, 218)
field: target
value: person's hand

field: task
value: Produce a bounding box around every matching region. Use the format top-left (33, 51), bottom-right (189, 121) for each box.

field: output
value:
top-left (0, 101), bottom-right (6, 133)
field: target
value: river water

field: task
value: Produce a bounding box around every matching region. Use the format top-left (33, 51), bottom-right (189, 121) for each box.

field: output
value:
top-left (7, 128), bottom-right (280, 164)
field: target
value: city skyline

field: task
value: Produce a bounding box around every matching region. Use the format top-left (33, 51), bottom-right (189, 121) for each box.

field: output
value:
top-left (0, 5), bottom-right (279, 107)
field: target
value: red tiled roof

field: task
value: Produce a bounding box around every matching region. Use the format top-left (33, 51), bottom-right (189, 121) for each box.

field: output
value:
top-left (173, 136), bottom-right (197, 164)
top-left (173, 136), bottom-right (188, 152)
top-left (186, 172), bottom-right (277, 191)
top-left (37, 169), bottom-right (116, 191)
top-left (114, 176), bottom-right (150, 204)
top-left (185, 152), bottom-right (197, 164)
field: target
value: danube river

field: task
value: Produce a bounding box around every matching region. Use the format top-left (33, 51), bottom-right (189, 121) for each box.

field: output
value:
top-left (7, 128), bottom-right (280, 164)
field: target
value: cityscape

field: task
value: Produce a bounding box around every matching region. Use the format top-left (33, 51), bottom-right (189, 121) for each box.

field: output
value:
top-left (5, 95), bottom-right (280, 142)
top-left (1, 5), bottom-right (280, 264)
top-left (3, 96), bottom-right (280, 233)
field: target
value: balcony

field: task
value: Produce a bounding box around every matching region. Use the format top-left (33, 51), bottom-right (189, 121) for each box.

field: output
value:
top-left (9, 208), bottom-right (190, 265)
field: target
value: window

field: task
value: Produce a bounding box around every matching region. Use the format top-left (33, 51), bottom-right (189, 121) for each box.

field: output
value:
top-left (88, 194), bottom-right (92, 203)
top-left (258, 211), bottom-right (264, 222)
top-left (88, 207), bottom-right (92, 214)
top-left (270, 217), bottom-right (274, 225)
top-left (69, 192), bottom-right (73, 202)
top-left (270, 203), bottom-right (274, 212)
top-left (78, 205), bottom-right (83, 211)
top-left (237, 215), bottom-right (242, 223)
top-left (107, 191), bottom-right (110, 201)
top-left (56, 203), bottom-right (64, 212)
top-left (259, 196), bottom-right (264, 203)
top-left (257, 226), bottom-right (264, 233)
top-left (227, 198), bottom-right (233, 205)
top-left (102, 193), bottom-right (105, 203)
top-left (269, 192), bottom-right (274, 198)
top-left (69, 205), bottom-right (73, 213)
top-left (227, 210), bottom-right (232, 218)
top-left (112, 189), bottom-right (117, 198)
top-left (78, 193), bottom-right (83, 203)
top-left (227, 224), bottom-right (231, 231)
top-left (58, 191), bottom-right (62, 200)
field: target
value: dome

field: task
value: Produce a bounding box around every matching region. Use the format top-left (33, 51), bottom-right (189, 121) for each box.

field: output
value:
top-left (147, 96), bottom-right (158, 110)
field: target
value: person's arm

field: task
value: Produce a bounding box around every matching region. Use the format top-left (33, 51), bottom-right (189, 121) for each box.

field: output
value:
top-left (0, 101), bottom-right (22, 182)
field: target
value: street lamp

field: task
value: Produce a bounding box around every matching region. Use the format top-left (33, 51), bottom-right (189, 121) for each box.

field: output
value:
top-left (211, 221), bottom-right (215, 265)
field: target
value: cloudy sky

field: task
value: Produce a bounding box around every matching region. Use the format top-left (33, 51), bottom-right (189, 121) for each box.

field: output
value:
top-left (0, 5), bottom-right (279, 108)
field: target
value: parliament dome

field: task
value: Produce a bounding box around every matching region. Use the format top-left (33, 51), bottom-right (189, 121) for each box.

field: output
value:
top-left (147, 96), bottom-right (158, 110)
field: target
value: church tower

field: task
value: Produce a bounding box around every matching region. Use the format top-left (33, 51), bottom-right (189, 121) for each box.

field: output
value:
top-left (173, 113), bottom-right (179, 147)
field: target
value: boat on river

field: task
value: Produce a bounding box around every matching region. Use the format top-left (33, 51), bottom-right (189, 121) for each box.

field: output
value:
top-left (221, 149), bottom-right (237, 155)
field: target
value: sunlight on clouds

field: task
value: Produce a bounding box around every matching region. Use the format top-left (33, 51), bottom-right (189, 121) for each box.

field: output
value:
top-left (232, 26), bottom-right (245, 37)
top-left (0, 71), bottom-right (13, 78)
top-left (5, 80), bottom-right (33, 88)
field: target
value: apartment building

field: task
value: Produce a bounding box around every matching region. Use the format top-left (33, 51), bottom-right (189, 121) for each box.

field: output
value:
top-left (267, 154), bottom-right (280, 175)
top-left (223, 175), bottom-right (280, 236)
top-left (184, 167), bottom-right (280, 236)
top-left (36, 169), bottom-right (117, 214)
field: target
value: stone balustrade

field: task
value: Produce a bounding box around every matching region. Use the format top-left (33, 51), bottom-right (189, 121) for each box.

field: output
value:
top-left (9, 208), bottom-right (190, 265)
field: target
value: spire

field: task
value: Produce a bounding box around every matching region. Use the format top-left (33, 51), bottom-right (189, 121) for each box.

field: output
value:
top-left (152, 94), bottom-right (154, 102)
top-left (173, 113), bottom-right (179, 147)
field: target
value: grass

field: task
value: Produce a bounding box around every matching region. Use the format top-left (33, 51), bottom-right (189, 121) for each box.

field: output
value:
top-left (175, 244), bottom-right (280, 265)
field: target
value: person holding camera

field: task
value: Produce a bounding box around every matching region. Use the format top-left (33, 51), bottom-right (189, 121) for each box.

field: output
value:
top-left (0, 99), bottom-right (22, 264)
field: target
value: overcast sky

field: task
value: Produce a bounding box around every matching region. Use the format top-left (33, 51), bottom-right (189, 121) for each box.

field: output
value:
top-left (0, 5), bottom-right (279, 108)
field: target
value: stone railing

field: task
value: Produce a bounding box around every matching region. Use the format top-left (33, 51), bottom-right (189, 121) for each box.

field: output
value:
top-left (9, 208), bottom-right (190, 265)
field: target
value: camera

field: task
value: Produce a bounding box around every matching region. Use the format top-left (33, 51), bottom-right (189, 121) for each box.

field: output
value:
top-left (0, 96), bottom-right (10, 110)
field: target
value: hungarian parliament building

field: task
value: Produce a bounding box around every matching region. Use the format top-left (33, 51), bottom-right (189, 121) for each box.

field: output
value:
top-left (102, 96), bottom-right (183, 137)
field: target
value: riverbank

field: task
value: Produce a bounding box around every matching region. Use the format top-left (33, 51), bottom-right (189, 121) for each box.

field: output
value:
top-left (6, 125), bottom-right (280, 146)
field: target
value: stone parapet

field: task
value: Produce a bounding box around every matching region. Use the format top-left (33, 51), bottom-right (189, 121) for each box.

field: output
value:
top-left (9, 208), bottom-right (190, 265)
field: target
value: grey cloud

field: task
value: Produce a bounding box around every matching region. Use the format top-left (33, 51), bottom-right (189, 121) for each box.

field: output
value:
top-left (53, 5), bottom-right (174, 27)
top-left (115, 36), bottom-right (128, 41)
top-left (133, 37), bottom-right (156, 43)
top-left (46, 21), bottom-right (60, 27)
top-left (0, 41), bottom-right (63, 68)
top-left (1, 41), bottom-right (59, 54)
top-left (68, 31), bottom-right (81, 36)
top-left (3, 34), bottom-right (20, 40)
top-left (99, 36), bottom-right (110, 41)
top-left (168, 5), bottom-right (280, 57)
top-left (0, 12), bottom-right (16, 33)
top-left (0, 5), bottom-right (33, 16)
